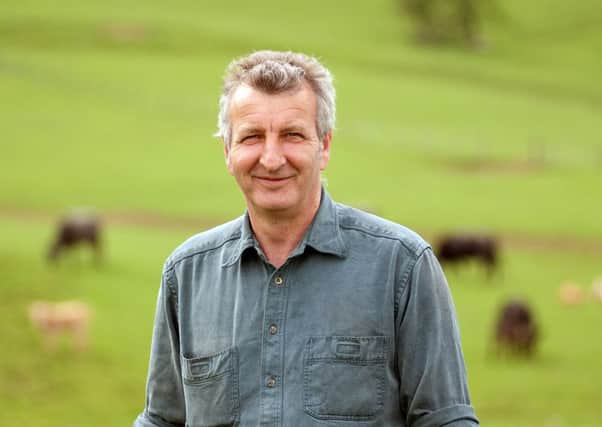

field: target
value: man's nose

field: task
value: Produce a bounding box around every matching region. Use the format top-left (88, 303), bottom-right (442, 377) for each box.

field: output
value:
top-left (260, 135), bottom-right (286, 171)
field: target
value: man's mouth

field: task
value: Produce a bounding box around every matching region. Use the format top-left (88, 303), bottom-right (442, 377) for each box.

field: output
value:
top-left (254, 176), bottom-right (293, 185)
top-left (257, 176), bottom-right (289, 180)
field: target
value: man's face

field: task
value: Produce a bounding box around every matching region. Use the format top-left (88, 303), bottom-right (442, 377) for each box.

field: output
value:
top-left (225, 83), bottom-right (331, 218)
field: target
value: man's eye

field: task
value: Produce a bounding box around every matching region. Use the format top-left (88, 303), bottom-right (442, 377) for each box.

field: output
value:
top-left (241, 135), bottom-right (260, 143)
top-left (285, 132), bottom-right (304, 140)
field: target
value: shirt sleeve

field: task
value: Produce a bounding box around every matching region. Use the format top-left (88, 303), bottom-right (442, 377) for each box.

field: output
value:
top-left (134, 265), bottom-right (186, 427)
top-left (396, 247), bottom-right (479, 427)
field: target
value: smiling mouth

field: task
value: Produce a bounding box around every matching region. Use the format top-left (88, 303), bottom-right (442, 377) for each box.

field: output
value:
top-left (256, 175), bottom-right (292, 180)
top-left (255, 176), bottom-right (293, 184)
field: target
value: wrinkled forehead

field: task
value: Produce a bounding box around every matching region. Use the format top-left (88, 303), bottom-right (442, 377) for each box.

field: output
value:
top-left (229, 83), bottom-right (318, 129)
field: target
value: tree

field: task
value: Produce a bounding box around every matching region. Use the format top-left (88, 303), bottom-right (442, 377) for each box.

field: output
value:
top-left (400, 0), bottom-right (501, 48)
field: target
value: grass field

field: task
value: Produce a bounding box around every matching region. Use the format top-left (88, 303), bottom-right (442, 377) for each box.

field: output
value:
top-left (1, 0), bottom-right (601, 425)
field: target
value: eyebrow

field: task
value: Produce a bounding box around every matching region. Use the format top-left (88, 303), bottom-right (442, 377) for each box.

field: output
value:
top-left (280, 123), bottom-right (313, 134)
top-left (235, 126), bottom-right (265, 136)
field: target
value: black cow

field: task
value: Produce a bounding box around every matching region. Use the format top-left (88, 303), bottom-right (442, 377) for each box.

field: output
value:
top-left (436, 233), bottom-right (498, 276)
top-left (47, 211), bottom-right (102, 263)
top-left (493, 299), bottom-right (538, 358)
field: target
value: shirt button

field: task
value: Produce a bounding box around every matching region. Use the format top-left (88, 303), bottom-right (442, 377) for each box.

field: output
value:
top-left (274, 276), bottom-right (284, 286)
top-left (266, 376), bottom-right (276, 388)
top-left (269, 324), bottom-right (278, 335)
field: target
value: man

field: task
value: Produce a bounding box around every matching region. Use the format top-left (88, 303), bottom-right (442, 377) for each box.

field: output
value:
top-left (134, 50), bottom-right (479, 426)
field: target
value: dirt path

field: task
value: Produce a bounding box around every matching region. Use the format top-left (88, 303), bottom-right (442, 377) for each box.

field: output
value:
top-left (1, 206), bottom-right (601, 256)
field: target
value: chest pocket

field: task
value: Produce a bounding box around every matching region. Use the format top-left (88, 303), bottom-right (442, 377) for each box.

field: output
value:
top-left (303, 336), bottom-right (389, 422)
top-left (181, 347), bottom-right (239, 427)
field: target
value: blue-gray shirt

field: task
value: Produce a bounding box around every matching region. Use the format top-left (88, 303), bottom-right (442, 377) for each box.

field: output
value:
top-left (134, 190), bottom-right (479, 427)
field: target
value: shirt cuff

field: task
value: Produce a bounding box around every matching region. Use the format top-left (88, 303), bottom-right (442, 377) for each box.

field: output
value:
top-left (413, 404), bottom-right (479, 427)
top-left (133, 412), bottom-right (182, 427)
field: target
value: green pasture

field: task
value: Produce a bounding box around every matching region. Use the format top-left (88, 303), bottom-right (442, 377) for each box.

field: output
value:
top-left (1, 0), bottom-right (601, 425)
top-left (1, 219), bottom-right (601, 427)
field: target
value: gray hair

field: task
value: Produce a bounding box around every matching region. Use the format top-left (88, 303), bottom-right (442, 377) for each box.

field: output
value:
top-left (216, 50), bottom-right (336, 147)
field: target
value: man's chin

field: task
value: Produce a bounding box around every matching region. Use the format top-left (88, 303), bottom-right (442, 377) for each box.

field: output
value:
top-left (257, 202), bottom-right (294, 213)
top-left (250, 196), bottom-right (297, 215)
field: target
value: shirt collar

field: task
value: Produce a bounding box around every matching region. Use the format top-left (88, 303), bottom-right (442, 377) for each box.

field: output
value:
top-left (290, 188), bottom-right (347, 259)
top-left (222, 188), bottom-right (347, 267)
top-left (222, 212), bottom-right (257, 267)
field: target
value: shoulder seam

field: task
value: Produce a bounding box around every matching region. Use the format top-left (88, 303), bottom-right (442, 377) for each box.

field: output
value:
top-left (166, 233), bottom-right (241, 270)
top-left (339, 223), bottom-right (430, 256)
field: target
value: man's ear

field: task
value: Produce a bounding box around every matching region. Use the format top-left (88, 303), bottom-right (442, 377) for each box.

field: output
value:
top-left (319, 132), bottom-right (332, 171)
top-left (223, 139), bottom-right (234, 175)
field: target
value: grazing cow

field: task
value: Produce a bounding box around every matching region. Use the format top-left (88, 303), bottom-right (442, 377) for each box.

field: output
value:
top-left (47, 211), bottom-right (102, 263)
top-left (494, 299), bottom-right (538, 358)
top-left (436, 233), bottom-right (498, 276)
top-left (558, 282), bottom-right (584, 306)
top-left (28, 300), bottom-right (92, 352)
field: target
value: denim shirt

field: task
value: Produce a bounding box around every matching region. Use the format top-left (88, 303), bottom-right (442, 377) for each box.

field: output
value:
top-left (134, 190), bottom-right (479, 427)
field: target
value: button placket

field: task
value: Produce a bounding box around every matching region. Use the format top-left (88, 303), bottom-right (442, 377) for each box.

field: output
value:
top-left (260, 268), bottom-right (289, 424)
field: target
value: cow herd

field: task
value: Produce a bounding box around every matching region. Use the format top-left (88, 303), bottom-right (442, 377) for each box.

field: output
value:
top-left (28, 210), bottom-right (101, 352)
top-left (28, 213), bottom-right (600, 360)
top-left (434, 232), bottom-right (602, 360)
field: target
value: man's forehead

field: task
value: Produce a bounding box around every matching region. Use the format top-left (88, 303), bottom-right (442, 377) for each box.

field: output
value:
top-left (230, 83), bottom-right (315, 109)
top-left (233, 81), bottom-right (308, 96)
top-left (230, 83), bottom-right (317, 129)
top-left (236, 119), bottom-right (311, 132)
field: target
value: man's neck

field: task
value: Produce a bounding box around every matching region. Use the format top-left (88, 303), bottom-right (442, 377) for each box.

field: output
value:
top-left (248, 195), bottom-right (321, 268)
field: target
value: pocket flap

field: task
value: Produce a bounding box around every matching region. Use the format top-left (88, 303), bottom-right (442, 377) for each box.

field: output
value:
top-left (181, 348), bottom-right (236, 382)
top-left (306, 336), bottom-right (388, 361)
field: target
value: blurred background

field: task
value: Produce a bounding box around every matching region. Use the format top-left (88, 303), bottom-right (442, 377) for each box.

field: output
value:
top-left (1, 0), bottom-right (601, 425)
